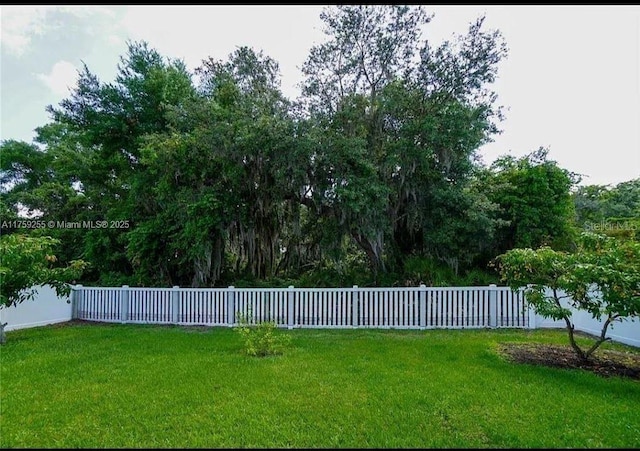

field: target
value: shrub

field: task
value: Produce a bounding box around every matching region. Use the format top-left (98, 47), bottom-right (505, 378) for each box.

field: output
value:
top-left (497, 232), bottom-right (640, 362)
top-left (234, 314), bottom-right (292, 357)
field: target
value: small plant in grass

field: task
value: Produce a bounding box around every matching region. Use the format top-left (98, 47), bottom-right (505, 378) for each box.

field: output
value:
top-left (234, 313), bottom-right (291, 357)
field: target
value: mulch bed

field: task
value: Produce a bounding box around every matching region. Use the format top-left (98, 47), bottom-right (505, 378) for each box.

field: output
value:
top-left (499, 342), bottom-right (640, 380)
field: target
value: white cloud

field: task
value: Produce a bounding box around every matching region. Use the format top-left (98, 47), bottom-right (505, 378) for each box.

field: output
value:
top-left (1, 6), bottom-right (123, 56)
top-left (0, 6), bottom-right (47, 56)
top-left (36, 60), bottom-right (79, 97)
top-left (118, 5), bottom-right (327, 100)
top-left (59, 6), bottom-right (119, 37)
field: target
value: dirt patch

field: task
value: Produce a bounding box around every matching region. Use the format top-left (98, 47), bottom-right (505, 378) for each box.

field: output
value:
top-left (499, 342), bottom-right (640, 380)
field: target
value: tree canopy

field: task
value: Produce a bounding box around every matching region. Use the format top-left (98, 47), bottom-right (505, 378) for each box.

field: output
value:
top-left (1, 5), bottom-right (617, 289)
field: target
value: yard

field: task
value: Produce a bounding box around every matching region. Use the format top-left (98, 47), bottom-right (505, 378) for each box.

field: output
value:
top-left (1, 321), bottom-right (639, 448)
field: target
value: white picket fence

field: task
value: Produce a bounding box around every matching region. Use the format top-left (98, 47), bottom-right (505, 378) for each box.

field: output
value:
top-left (71, 284), bottom-right (532, 329)
top-left (6, 284), bottom-right (638, 346)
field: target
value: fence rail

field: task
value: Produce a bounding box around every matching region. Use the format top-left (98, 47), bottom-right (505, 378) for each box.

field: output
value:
top-left (72, 284), bottom-right (533, 330)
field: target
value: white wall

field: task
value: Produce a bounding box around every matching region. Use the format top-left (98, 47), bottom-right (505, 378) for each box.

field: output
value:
top-left (529, 289), bottom-right (640, 348)
top-left (0, 285), bottom-right (72, 331)
top-left (573, 311), bottom-right (639, 348)
top-left (532, 313), bottom-right (640, 347)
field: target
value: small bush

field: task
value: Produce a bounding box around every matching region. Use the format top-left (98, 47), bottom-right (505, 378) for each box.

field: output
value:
top-left (234, 314), bottom-right (291, 357)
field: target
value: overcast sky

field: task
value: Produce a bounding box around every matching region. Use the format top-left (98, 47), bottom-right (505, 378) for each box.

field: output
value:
top-left (1, 5), bottom-right (638, 187)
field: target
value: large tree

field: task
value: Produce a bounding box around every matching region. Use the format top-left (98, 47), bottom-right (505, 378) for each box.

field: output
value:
top-left (300, 5), bottom-right (508, 278)
top-left (0, 7), bottom-right (528, 287)
top-left (195, 47), bottom-right (304, 281)
top-left (127, 46), bottom-right (305, 286)
top-left (42, 41), bottom-right (197, 285)
top-left (482, 147), bottom-right (579, 256)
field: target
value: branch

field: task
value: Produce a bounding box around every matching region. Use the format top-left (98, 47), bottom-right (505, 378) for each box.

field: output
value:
top-left (585, 314), bottom-right (615, 359)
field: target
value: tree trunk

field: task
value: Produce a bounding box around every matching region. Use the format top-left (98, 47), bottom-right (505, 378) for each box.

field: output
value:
top-left (0, 322), bottom-right (7, 345)
top-left (553, 288), bottom-right (587, 361)
top-left (352, 230), bottom-right (386, 279)
top-left (564, 319), bottom-right (587, 361)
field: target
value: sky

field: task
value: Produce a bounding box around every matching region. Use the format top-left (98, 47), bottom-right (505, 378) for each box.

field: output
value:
top-left (1, 5), bottom-right (639, 187)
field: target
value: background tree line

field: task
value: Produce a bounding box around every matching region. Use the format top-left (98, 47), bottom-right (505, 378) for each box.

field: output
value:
top-left (1, 5), bottom-right (638, 288)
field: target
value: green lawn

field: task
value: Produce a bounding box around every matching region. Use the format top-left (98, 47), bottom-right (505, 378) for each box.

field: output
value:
top-left (1, 322), bottom-right (639, 448)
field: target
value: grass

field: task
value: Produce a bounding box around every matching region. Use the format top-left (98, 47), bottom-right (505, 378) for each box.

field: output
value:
top-left (1, 322), bottom-right (639, 448)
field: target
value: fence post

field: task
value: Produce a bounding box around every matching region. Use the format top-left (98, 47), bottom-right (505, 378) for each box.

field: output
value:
top-left (526, 288), bottom-right (537, 329)
top-left (121, 285), bottom-right (129, 323)
top-left (72, 284), bottom-right (82, 319)
top-left (171, 286), bottom-right (180, 324)
top-left (527, 304), bottom-right (537, 329)
top-left (227, 286), bottom-right (235, 327)
top-left (287, 285), bottom-right (294, 329)
top-left (419, 284), bottom-right (427, 329)
top-left (352, 285), bottom-right (359, 328)
top-left (488, 284), bottom-right (497, 328)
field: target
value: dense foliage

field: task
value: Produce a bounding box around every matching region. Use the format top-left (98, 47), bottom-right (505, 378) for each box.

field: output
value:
top-left (572, 179), bottom-right (640, 241)
top-left (2, 5), bottom-right (631, 288)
